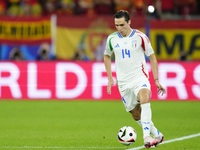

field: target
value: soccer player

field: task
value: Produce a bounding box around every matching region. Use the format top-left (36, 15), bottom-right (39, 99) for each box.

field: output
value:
top-left (104, 10), bottom-right (166, 148)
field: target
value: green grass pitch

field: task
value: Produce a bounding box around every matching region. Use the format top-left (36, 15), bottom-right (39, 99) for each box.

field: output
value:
top-left (0, 100), bottom-right (200, 150)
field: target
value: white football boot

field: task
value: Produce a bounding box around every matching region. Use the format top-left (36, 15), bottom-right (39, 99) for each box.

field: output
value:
top-left (144, 136), bottom-right (159, 148)
top-left (155, 132), bottom-right (164, 144)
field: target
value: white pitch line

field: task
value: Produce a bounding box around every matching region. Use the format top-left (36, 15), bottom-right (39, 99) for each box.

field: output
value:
top-left (1, 133), bottom-right (200, 149)
top-left (127, 132), bottom-right (200, 150)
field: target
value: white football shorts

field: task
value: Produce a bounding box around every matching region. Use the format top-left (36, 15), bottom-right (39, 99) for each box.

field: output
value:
top-left (118, 78), bottom-right (151, 112)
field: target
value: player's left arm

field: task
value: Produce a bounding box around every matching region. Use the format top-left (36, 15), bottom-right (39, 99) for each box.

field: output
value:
top-left (148, 53), bottom-right (166, 96)
top-left (140, 32), bottom-right (166, 96)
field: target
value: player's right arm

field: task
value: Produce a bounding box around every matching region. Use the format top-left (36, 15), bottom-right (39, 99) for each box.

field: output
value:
top-left (104, 54), bottom-right (115, 95)
top-left (104, 34), bottom-right (116, 94)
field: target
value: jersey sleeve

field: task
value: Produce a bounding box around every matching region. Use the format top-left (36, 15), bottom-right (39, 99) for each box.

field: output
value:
top-left (136, 30), bottom-right (154, 57)
top-left (143, 35), bottom-right (154, 57)
top-left (104, 35), bottom-right (114, 56)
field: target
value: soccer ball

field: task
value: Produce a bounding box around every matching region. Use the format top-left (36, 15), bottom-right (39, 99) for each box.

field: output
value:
top-left (117, 126), bottom-right (137, 146)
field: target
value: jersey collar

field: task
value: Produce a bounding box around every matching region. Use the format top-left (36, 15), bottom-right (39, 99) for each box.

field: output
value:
top-left (117, 29), bottom-right (136, 38)
top-left (117, 32), bottom-right (123, 38)
top-left (129, 29), bottom-right (136, 37)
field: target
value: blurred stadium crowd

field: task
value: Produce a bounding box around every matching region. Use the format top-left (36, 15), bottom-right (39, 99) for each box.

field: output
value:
top-left (0, 0), bottom-right (199, 19)
top-left (1, 0), bottom-right (200, 62)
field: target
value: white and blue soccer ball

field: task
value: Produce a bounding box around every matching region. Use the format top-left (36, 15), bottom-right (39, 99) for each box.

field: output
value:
top-left (117, 126), bottom-right (137, 146)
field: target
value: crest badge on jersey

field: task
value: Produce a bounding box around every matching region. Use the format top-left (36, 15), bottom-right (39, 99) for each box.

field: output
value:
top-left (132, 40), bottom-right (137, 48)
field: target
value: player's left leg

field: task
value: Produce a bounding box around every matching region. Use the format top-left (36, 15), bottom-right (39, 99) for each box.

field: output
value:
top-left (137, 88), bottom-right (152, 138)
top-left (137, 88), bottom-right (159, 148)
top-left (130, 104), bottom-right (164, 143)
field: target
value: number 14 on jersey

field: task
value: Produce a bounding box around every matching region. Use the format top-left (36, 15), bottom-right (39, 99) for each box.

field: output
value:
top-left (122, 49), bottom-right (130, 58)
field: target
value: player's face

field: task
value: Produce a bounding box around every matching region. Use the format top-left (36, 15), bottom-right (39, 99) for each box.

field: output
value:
top-left (115, 17), bottom-right (131, 37)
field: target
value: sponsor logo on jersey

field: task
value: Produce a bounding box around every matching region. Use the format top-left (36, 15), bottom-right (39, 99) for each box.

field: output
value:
top-left (115, 43), bottom-right (120, 48)
top-left (132, 40), bottom-right (137, 48)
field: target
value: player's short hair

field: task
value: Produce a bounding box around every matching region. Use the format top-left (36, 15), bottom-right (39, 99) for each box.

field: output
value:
top-left (114, 10), bottom-right (130, 23)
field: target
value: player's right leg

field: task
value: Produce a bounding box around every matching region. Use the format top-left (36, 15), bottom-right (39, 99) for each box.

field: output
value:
top-left (150, 121), bottom-right (164, 144)
top-left (154, 132), bottom-right (164, 144)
